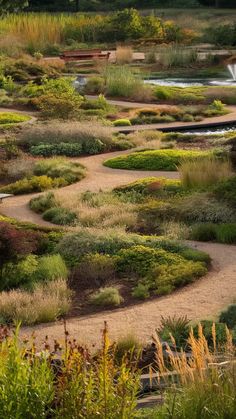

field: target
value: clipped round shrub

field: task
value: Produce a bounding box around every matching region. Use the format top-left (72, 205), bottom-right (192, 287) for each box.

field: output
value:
top-left (104, 149), bottom-right (211, 171)
top-left (43, 207), bottom-right (77, 226)
top-left (89, 287), bottom-right (124, 307)
top-left (113, 119), bottom-right (131, 127)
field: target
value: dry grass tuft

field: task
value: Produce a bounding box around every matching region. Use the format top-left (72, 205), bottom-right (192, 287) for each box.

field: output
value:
top-left (0, 279), bottom-right (72, 325)
top-left (179, 157), bottom-right (232, 189)
top-left (116, 46), bottom-right (133, 64)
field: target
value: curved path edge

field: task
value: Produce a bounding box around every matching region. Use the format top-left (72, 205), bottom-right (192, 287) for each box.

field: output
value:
top-left (20, 241), bottom-right (236, 348)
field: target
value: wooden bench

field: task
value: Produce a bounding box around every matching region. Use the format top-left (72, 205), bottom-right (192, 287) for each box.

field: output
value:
top-left (60, 49), bottom-right (110, 62)
top-left (0, 193), bottom-right (13, 203)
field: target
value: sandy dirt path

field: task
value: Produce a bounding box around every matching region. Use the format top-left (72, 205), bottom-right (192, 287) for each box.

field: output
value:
top-left (20, 241), bottom-right (236, 348)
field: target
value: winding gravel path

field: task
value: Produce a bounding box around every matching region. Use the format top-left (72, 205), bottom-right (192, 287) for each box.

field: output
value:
top-left (21, 241), bottom-right (236, 348)
top-left (0, 124), bottom-right (235, 347)
top-left (0, 150), bottom-right (179, 224)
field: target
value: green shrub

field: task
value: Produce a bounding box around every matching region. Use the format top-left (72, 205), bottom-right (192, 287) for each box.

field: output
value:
top-left (30, 142), bottom-right (83, 157)
top-left (115, 334), bottom-right (140, 363)
top-left (33, 158), bottom-right (85, 184)
top-left (1, 255), bottom-right (39, 291)
top-left (149, 260), bottom-right (207, 295)
top-left (104, 149), bottom-right (211, 171)
top-left (33, 254), bottom-right (68, 283)
top-left (179, 248), bottom-right (211, 265)
top-left (113, 119), bottom-right (131, 127)
top-left (114, 177), bottom-right (182, 196)
top-left (84, 76), bottom-right (105, 94)
top-left (43, 207), bottom-right (77, 226)
top-left (90, 287), bottom-right (124, 307)
top-left (214, 176), bottom-right (236, 207)
top-left (219, 305), bottom-right (236, 329)
top-left (156, 315), bottom-right (190, 348)
top-left (73, 253), bottom-right (116, 288)
top-left (30, 192), bottom-right (57, 214)
top-left (215, 223), bottom-right (236, 244)
top-left (0, 112), bottom-right (30, 125)
top-left (132, 283), bottom-right (150, 300)
top-left (190, 223), bottom-right (217, 241)
top-left (194, 320), bottom-right (227, 346)
top-left (0, 175), bottom-right (54, 195)
top-left (116, 245), bottom-right (183, 278)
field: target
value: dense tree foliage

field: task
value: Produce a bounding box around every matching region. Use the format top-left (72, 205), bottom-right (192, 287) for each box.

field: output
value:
top-left (0, 0), bottom-right (28, 12)
top-left (27, 0), bottom-right (236, 12)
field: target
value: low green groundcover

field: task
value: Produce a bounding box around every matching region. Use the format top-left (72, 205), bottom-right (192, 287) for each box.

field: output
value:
top-left (104, 149), bottom-right (211, 171)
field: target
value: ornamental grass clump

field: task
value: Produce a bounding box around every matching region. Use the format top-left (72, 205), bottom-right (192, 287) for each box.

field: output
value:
top-left (179, 157), bottom-right (232, 189)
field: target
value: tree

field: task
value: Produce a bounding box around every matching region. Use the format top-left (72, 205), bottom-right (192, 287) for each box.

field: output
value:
top-left (0, 222), bottom-right (40, 278)
top-left (0, 0), bottom-right (28, 13)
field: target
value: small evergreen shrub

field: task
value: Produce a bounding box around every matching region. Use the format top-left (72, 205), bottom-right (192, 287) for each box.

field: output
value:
top-left (30, 142), bottom-right (83, 157)
top-left (43, 207), bottom-right (77, 226)
top-left (30, 192), bottom-right (57, 214)
top-left (113, 119), bottom-right (131, 127)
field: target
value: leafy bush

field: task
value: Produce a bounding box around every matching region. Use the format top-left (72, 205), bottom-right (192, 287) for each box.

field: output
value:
top-left (113, 119), bottom-right (131, 127)
top-left (29, 192), bottom-right (57, 214)
top-left (116, 245), bottom-right (183, 278)
top-left (148, 260), bottom-right (207, 295)
top-left (33, 158), bottom-right (85, 184)
top-left (179, 248), bottom-right (211, 265)
top-left (84, 76), bottom-right (105, 94)
top-left (43, 207), bottom-right (77, 226)
top-left (0, 175), bottom-right (54, 195)
top-left (104, 149), bottom-right (211, 171)
top-left (219, 305), bottom-right (236, 329)
top-left (132, 283), bottom-right (150, 300)
top-left (74, 253), bottom-right (115, 289)
top-left (89, 287), bottom-right (124, 307)
top-left (30, 142), bottom-right (83, 157)
top-left (33, 254), bottom-right (68, 283)
top-left (0, 279), bottom-right (71, 325)
top-left (214, 175), bottom-right (236, 207)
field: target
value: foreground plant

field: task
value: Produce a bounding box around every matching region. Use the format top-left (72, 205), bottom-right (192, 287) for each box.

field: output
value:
top-left (0, 323), bottom-right (140, 418)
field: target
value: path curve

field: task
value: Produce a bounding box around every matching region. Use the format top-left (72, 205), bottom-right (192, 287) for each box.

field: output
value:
top-left (0, 149), bottom-right (179, 224)
top-left (21, 241), bottom-right (236, 348)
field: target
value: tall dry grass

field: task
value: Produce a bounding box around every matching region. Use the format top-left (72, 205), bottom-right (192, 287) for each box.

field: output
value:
top-left (56, 190), bottom-right (137, 230)
top-left (116, 46), bottom-right (133, 64)
top-left (0, 279), bottom-right (71, 325)
top-left (179, 157), bottom-right (232, 189)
